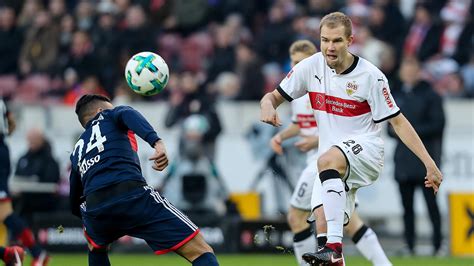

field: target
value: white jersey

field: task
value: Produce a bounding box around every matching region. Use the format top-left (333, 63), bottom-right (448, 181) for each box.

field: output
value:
top-left (290, 95), bottom-right (318, 164)
top-left (279, 52), bottom-right (400, 153)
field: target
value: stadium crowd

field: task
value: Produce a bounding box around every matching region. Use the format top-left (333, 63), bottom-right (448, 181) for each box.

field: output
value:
top-left (0, 0), bottom-right (472, 103)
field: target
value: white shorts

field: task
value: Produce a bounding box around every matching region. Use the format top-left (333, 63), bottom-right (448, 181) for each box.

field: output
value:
top-left (290, 163), bottom-right (321, 211)
top-left (335, 134), bottom-right (384, 223)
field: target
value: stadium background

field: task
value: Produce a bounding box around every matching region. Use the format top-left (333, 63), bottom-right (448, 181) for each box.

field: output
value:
top-left (0, 0), bottom-right (473, 265)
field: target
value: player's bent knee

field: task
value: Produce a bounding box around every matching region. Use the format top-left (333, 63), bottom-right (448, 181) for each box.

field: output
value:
top-left (317, 148), bottom-right (346, 174)
top-left (88, 243), bottom-right (108, 253)
top-left (177, 233), bottom-right (214, 262)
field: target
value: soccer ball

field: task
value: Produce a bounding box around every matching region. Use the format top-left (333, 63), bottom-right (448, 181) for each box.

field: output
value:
top-left (125, 51), bottom-right (169, 96)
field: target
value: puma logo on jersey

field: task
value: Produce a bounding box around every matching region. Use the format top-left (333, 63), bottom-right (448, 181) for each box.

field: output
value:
top-left (327, 189), bottom-right (343, 196)
top-left (377, 78), bottom-right (384, 82)
top-left (314, 75), bottom-right (322, 83)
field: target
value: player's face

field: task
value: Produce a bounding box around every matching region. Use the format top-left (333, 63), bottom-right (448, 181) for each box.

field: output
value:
top-left (290, 52), bottom-right (311, 67)
top-left (320, 25), bottom-right (353, 70)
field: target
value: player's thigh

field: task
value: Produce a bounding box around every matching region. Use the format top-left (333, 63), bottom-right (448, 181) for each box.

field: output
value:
top-left (317, 147), bottom-right (347, 175)
top-left (130, 187), bottom-right (200, 255)
top-left (175, 232), bottom-right (214, 262)
top-left (335, 135), bottom-right (384, 188)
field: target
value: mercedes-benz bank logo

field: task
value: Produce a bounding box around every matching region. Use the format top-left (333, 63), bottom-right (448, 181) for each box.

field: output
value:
top-left (315, 94), bottom-right (325, 108)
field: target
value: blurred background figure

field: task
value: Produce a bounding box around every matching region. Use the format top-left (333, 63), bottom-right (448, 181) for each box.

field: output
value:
top-left (389, 57), bottom-right (445, 256)
top-left (12, 128), bottom-right (60, 225)
top-left (165, 71), bottom-right (222, 161)
top-left (161, 114), bottom-right (228, 220)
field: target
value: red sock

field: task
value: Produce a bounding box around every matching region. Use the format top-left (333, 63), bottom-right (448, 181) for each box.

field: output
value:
top-left (19, 229), bottom-right (36, 248)
top-left (326, 242), bottom-right (343, 253)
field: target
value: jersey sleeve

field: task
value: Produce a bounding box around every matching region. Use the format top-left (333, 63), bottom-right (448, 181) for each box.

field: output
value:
top-left (112, 106), bottom-right (161, 147)
top-left (69, 168), bottom-right (83, 218)
top-left (278, 59), bottom-right (310, 101)
top-left (368, 75), bottom-right (400, 123)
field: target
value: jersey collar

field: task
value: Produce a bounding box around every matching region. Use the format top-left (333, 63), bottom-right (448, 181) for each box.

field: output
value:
top-left (340, 54), bottom-right (359, 75)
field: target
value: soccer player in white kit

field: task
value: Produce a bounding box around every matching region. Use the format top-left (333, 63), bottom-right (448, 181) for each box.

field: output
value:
top-left (273, 40), bottom-right (391, 266)
top-left (260, 12), bottom-right (442, 265)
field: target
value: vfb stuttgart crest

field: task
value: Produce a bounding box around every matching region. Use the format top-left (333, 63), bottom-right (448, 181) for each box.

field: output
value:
top-left (346, 81), bottom-right (358, 96)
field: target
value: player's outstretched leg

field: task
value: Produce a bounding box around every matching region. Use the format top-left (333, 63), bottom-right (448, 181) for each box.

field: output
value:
top-left (0, 245), bottom-right (24, 266)
top-left (88, 244), bottom-right (110, 266)
top-left (175, 233), bottom-right (219, 265)
top-left (0, 202), bottom-right (48, 265)
top-left (287, 206), bottom-right (316, 266)
top-left (345, 212), bottom-right (392, 266)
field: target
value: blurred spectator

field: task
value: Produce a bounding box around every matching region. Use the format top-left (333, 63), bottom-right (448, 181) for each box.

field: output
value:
top-left (165, 71), bottom-right (222, 161)
top-left (307, 0), bottom-right (340, 18)
top-left (461, 53), bottom-right (474, 97)
top-left (119, 4), bottom-right (154, 56)
top-left (17, 0), bottom-right (43, 29)
top-left (13, 128), bottom-right (60, 224)
top-left (64, 75), bottom-right (109, 105)
top-left (206, 25), bottom-right (236, 82)
top-left (74, 0), bottom-right (95, 31)
top-left (60, 30), bottom-right (98, 81)
top-left (402, 3), bottom-right (443, 62)
top-left (368, 1), bottom-right (406, 57)
top-left (214, 72), bottom-right (240, 100)
top-left (389, 57), bottom-right (444, 256)
top-left (18, 9), bottom-right (59, 76)
top-left (165, 0), bottom-right (209, 34)
top-left (256, 3), bottom-right (295, 65)
top-left (91, 2), bottom-right (121, 94)
top-left (0, 6), bottom-right (22, 75)
top-left (234, 42), bottom-right (265, 100)
top-left (351, 26), bottom-right (393, 69)
top-left (48, 0), bottom-right (67, 23)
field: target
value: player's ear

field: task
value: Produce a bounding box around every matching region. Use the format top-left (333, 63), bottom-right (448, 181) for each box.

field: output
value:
top-left (347, 34), bottom-right (354, 46)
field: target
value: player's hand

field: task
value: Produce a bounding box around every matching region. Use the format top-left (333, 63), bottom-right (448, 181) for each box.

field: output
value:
top-left (270, 134), bottom-right (283, 155)
top-left (294, 135), bottom-right (318, 152)
top-left (424, 162), bottom-right (442, 194)
top-left (149, 140), bottom-right (169, 171)
top-left (260, 102), bottom-right (282, 127)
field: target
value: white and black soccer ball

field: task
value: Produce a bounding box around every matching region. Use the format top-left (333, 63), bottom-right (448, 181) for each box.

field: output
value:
top-left (125, 51), bottom-right (169, 96)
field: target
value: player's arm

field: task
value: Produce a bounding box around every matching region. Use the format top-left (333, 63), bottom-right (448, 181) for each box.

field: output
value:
top-left (270, 123), bottom-right (300, 155)
top-left (260, 89), bottom-right (286, 127)
top-left (69, 168), bottom-right (83, 218)
top-left (294, 134), bottom-right (319, 152)
top-left (389, 113), bottom-right (442, 193)
top-left (113, 106), bottom-right (168, 171)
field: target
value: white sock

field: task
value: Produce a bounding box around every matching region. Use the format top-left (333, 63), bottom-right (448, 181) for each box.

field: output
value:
top-left (293, 227), bottom-right (316, 266)
top-left (354, 226), bottom-right (392, 266)
top-left (321, 176), bottom-right (345, 243)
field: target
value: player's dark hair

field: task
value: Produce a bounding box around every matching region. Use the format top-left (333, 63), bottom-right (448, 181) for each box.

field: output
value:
top-left (320, 12), bottom-right (353, 38)
top-left (75, 94), bottom-right (111, 126)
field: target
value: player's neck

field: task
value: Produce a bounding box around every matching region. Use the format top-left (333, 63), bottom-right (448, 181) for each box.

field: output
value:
top-left (335, 53), bottom-right (354, 74)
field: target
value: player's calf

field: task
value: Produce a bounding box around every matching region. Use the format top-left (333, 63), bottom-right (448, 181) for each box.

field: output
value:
top-left (88, 245), bottom-right (110, 266)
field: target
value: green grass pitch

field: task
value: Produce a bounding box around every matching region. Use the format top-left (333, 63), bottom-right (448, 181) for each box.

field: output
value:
top-left (21, 253), bottom-right (474, 266)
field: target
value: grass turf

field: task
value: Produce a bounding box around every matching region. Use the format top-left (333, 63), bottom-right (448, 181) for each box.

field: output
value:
top-left (21, 253), bottom-right (474, 266)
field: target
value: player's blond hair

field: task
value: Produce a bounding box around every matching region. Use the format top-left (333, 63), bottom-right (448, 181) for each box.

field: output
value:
top-left (289, 40), bottom-right (317, 56)
top-left (320, 12), bottom-right (353, 38)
